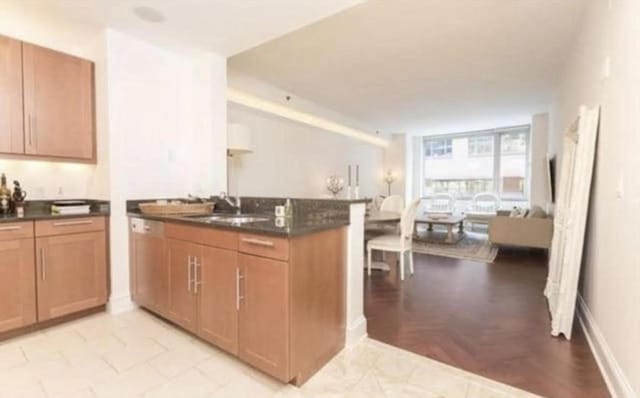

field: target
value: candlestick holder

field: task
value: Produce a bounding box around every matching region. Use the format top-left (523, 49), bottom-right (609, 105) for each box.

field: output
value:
top-left (384, 170), bottom-right (396, 196)
top-left (326, 175), bottom-right (345, 198)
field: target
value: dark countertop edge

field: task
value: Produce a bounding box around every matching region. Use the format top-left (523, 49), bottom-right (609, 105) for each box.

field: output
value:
top-left (127, 212), bottom-right (349, 238)
top-left (0, 211), bottom-right (110, 224)
top-left (237, 196), bottom-right (372, 204)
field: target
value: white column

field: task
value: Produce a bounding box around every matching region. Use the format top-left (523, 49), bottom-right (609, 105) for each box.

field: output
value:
top-left (345, 202), bottom-right (367, 346)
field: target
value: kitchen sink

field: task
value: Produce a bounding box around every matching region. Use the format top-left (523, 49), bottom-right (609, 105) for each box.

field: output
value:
top-left (186, 214), bottom-right (270, 224)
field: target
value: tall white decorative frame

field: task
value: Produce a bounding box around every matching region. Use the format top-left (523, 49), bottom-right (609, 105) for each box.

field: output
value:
top-left (545, 105), bottom-right (600, 339)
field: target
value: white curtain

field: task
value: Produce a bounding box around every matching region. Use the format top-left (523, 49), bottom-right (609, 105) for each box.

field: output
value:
top-left (545, 105), bottom-right (600, 339)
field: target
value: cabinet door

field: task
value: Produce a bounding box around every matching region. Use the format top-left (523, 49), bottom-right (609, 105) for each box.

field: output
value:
top-left (167, 239), bottom-right (198, 332)
top-left (22, 43), bottom-right (94, 160)
top-left (0, 35), bottom-right (24, 154)
top-left (238, 254), bottom-right (289, 381)
top-left (197, 246), bottom-right (238, 355)
top-left (0, 239), bottom-right (36, 333)
top-left (36, 232), bottom-right (107, 321)
top-left (131, 233), bottom-right (168, 316)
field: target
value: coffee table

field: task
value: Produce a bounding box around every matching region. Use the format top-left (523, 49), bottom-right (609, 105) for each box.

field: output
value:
top-left (414, 214), bottom-right (465, 244)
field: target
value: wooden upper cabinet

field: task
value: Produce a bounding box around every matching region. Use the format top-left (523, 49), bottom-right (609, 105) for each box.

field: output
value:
top-left (197, 246), bottom-right (238, 355)
top-left (238, 254), bottom-right (290, 381)
top-left (0, 237), bottom-right (36, 333)
top-left (0, 35), bottom-right (24, 154)
top-left (22, 43), bottom-right (95, 161)
top-left (35, 231), bottom-right (107, 321)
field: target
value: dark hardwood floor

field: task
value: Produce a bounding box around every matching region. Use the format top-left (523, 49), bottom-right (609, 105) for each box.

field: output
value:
top-left (364, 250), bottom-right (609, 398)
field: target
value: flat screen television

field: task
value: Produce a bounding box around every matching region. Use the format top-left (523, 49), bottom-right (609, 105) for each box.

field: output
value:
top-left (546, 155), bottom-right (557, 203)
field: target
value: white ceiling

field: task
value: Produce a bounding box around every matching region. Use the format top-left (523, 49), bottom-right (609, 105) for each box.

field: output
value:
top-left (36, 0), bottom-right (363, 56)
top-left (229, 0), bottom-right (587, 135)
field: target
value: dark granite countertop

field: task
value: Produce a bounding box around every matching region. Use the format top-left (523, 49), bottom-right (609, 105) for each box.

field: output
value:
top-left (127, 211), bottom-right (349, 237)
top-left (0, 200), bottom-right (110, 224)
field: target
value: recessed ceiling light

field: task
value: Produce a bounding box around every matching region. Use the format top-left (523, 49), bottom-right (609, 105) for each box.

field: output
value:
top-left (133, 6), bottom-right (165, 23)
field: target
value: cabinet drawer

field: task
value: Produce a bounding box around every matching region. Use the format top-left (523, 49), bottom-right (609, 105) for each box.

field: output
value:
top-left (35, 216), bottom-right (105, 237)
top-left (0, 222), bottom-right (34, 241)
top-left (238, 233), bottom-right (289, 261)
top-left (166, 223), bottom-right (237, 250)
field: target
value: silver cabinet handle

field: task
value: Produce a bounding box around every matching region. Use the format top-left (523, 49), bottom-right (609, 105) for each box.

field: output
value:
top-left (32, 115), bottom-right (37, 147)
top-left (0, 226), bottom-right (21, 231)
top-left (236, 267), bottom-right (244, 310)
top-left (40, 248), bottom-right (46, 281)
top-left (241, 238), bottom-right (274, 247)
top-left (187, 255), bottom-right (192, 292)
top-left (28, 114), bottom-right (33, 146)
top-left (193, 257), bottom-right (201, 294)
top-left (52, 220), bottom-right (93, 227)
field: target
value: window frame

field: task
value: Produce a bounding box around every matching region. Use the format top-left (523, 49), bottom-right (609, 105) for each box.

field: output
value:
top-left (424, 138), bottom-right (453, 159)
top-left (421, 125), bottom-right (531, 203)
top-left (468, 135), bottom-right (494, 157)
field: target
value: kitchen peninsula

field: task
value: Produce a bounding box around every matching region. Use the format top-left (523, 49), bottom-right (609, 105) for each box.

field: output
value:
top-left (127, 197), bottom-right (367, 385)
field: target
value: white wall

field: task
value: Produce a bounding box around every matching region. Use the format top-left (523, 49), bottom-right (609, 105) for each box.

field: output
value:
top-left (550, 0), bottom-right (640, 396)
top-left (382, 134), bottom-right (406, 198)
top-left (228, 104), bottom-right (384, 198)
top-left (0, 2), bottom-right (229, 312)
top-left (530, 113), bottom-right (549, 209)
top-left (0, 0), bottom-right (108, 199)
top-left (105, 30), bottom-right (227, 311)
top-left (227, 72), bottom-right (385, 199)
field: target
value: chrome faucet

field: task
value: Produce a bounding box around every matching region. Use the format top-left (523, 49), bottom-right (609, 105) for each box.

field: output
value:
top-left (219, 192), bottom-right (242, 215)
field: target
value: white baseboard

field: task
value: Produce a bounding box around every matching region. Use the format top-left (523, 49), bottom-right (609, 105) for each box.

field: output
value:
top-left (345, 315), bottom-right (367, 348)
top-left (107, 294), bottom-right (137, 315)
top-left (577, 295), bottom-right (636, 398)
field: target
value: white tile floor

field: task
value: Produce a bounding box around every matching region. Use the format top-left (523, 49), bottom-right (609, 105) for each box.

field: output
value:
top-left (0, 309), bottom-right (542, 398)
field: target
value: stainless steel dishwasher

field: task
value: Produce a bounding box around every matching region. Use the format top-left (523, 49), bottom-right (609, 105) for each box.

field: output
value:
top-left (129, 217), bottom-right (166, 313)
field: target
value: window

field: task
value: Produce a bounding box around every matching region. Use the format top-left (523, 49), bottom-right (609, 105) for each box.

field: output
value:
top-left (468, 135), bottom-right (494, 156)
top-left (424, 139), bottom-right (452, 158)
top-left (422, 126), bottom-right (530, 207)
top-left (499, 131), bottom-right (528, 199)
top-left (501, 132), bottom-right (527, 154)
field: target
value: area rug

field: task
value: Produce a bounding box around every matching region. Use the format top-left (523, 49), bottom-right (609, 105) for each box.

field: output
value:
top-left (412, 231), bottom-right (499, 263)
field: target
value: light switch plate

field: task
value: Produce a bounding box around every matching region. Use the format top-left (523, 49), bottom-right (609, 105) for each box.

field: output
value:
top-left (602, 56), bottom-right (611, 80)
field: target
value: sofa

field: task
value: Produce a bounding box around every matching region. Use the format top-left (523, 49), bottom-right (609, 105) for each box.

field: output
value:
top-left (488, 206), bottom-right (553, 249)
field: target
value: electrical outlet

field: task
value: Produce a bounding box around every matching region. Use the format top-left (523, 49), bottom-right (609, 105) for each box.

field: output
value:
top-left (616, 175), bottom-right (624, 199)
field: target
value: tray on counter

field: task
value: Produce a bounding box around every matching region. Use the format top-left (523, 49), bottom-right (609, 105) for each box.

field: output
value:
top-left (139, 201), bottom-right (214, 216)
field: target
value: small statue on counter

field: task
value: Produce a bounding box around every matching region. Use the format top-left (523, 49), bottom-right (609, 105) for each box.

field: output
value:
top-left (12, 180), bottom-right (27, 217)
top-left (0, 173), bottom-right (11, 215)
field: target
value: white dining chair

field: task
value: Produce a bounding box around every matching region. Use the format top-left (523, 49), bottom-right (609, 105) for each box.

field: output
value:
top-left (424, 193), bottom-right (455, 215)
top-left (366, 195), bottom-right (404, 236)
top-left (380, 195), bottom-right (404, 214)
top-left (367, 198), bottom-right (421, 281)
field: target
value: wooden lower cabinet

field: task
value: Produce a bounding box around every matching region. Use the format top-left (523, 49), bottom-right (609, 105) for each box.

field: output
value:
top-left (130, 219), bottom-right (346, 385)
top-left (238, 253), bottom-right (290, 381)
top-left (197, 246), bottom-right (238, 354)
top-left (166, 239), bottom-right (198, 332)
top-left (35, 231), bottom-right (107, 321)
top-left (131, 231), bottom-right (168, 316)
top-left (0, 238), bottom-right (36, 333)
